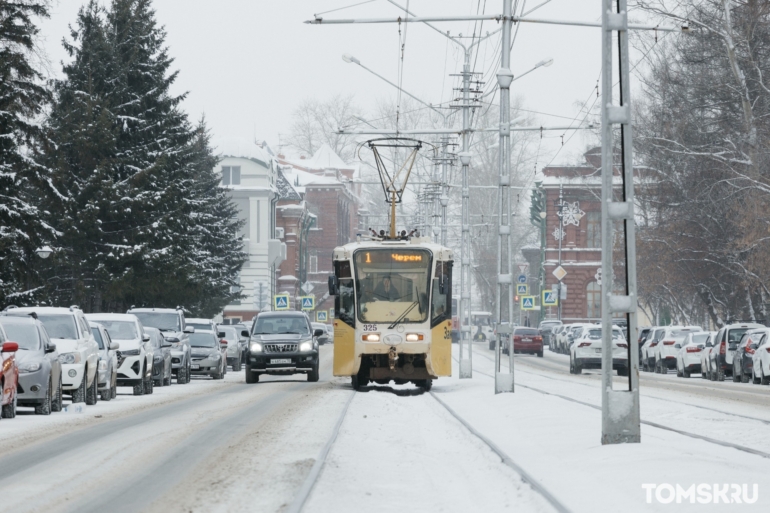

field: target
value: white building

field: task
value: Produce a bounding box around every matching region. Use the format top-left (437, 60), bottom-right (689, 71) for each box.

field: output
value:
top-left (216, 139), bottom-right (286, 323)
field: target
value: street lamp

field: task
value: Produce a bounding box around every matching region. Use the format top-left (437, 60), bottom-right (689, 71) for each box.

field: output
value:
top-left (511, 58), bottom-right (555, 83)
top-left (36, 246), bottom-right (53, 259)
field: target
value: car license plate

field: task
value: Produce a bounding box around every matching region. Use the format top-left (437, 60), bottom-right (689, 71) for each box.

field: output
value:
top-left (191, 364), bottom-right (200, 370)
top-left (523, 338), bottom-right (532, 342)
top-left (271, 358), bottom-right (291, 365)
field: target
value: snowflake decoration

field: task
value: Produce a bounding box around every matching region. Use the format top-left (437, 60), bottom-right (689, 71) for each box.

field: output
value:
top-left (561, 201), bottom-right (585, 227)
top-left (552, 226), bottom-right (565, 241)
top-left (595, 268), bottom-right (602, 286)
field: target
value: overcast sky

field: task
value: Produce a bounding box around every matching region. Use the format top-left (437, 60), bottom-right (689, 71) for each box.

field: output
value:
top-left (38, 0), bottom-right (655, 167)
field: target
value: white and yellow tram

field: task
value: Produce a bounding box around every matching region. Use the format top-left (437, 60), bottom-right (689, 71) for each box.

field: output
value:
top-left (328, 237), bottom-right (454, 390)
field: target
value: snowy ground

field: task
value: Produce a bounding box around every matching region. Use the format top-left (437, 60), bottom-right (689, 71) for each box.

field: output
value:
top-left (0, 343), bottom-right (767, 512)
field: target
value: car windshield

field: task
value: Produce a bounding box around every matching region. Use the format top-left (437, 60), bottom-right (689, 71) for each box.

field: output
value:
top-left (98, 321), bottom-right (138, 340)
top-left (37, 314), bottom-right (78, 340)
top-left (189, 332), bottom-right (217, 348)
top-left (691, 333), bottom-right (710, 345)
top-left (91, 328), bottom-right (105, 349)
top-left (1, 322), bottom-right (41, 350)
top-left (587, 329), bottom-right (623, 340)
top-left (221, 327), bottom-right (238, 342)
top-left (254, 316), bottom-right (310, 335)
top-left (132, 312), bottom-right (180, 331)
top-left (515, 329), bottom-right (539, 336)
top-left (188, 323), bottom-right (212, 332)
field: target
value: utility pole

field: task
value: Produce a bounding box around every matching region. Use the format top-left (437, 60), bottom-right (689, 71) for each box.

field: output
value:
top-left (557, 182), bottom-right (564, 321)
top-left (493, 0), bottom-right (515, 394)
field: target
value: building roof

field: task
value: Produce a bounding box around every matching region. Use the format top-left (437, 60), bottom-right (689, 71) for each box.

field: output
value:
top-left (276, 168), bottom-right (301, 201)
top-left (215, 137), bottom-right (273, 169)
top-left (306, 144), bottom-right (350, 170)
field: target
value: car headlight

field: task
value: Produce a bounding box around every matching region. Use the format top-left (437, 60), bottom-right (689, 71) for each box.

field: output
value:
top-left (19, 362), bottom-right (41, 373)
top-left (120, 349), bottom-right (140, 356)
top-left (210, 352), bottom-right (221, 360)
top-left (59, 353), bottom-right (81, 364)
top-left (98, 360), bottom-right (108, 371)
top-left (250, 343), bottom-right (263, 353)
top-left (299, 341), bottom-right (313, 352)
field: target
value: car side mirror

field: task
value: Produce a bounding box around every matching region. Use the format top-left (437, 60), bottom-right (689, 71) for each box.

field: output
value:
top-left (45, 342), bottom-right (57, 353)
top-left (142, 334), bottom-right (150, 342)
top-left (183, 326), bottom-right (194, 334)
top-left (328, 275), bottom-right (339, 295)
top-left (162, 342), bottom-right (173, 348)
top-left (218, 331), bottom-right (225, 338)
top-left (314, 329), bottom-right (324, 338)
top-left (2, 342), bottom-right (19, 352)
top-left (110, 342), bottom-right (120, 350)
top-left (241, 330), bottom-right (250, 338)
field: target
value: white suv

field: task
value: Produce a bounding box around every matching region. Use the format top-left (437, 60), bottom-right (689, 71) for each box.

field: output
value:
top-left (12, 306), bottom-right (100, 405)
top-left (652, 326), bottom-right (702, 373)
top-left (128, 307), bottom-right (193, 384)
top-left (86, 313), bottom-right (154, 395)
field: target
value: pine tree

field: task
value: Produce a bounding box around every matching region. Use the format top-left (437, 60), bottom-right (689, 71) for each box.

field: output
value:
top-left (0, 0), bottom-right (53, 305)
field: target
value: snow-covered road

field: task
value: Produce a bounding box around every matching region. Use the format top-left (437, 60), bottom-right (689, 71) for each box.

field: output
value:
top-left (0, 342), bottom-right (767, 512)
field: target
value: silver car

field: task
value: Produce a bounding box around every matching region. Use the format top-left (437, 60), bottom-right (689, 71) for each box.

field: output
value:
top-left (0, 313), bottom-right (63, 414)
top-left (90, 323), bottom-right (119, 401)
top-left (312, 323), bottom-right (330, 345)
top-left (146, 327), bottom-right (173, 387)
top-left (189, 331), bottom-right (227, 379)
top-left (221, 326), bottom-right (244, 371)
top-left (128, 307), bottom-right (193, 384)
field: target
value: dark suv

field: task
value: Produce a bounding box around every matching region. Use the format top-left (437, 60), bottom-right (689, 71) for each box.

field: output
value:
top-left (244, 311), bottom-right (323, 383)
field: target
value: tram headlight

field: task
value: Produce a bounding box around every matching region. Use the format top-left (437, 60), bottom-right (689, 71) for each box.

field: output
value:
top-left (405, 333), bottom-right (424, 342)
top-left (362, 333), bottom-right (380, 342)
top-left (250, 343), bottom-right (263, 353)
top-left (299, 340), bottom-right (313, 352)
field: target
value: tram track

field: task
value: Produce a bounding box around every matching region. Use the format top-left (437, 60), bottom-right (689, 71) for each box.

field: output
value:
top-left (462, 350), bottom-right (770, 460)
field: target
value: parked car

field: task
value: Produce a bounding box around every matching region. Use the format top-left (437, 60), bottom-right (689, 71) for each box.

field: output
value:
top-left (732, 329), bottom-right (766, 383)
top-left (637, 327), bottom-right (651, 361)
top-left (128, 307), bottom-right (193, 384)
top-left (312, 323), bottom-right (330, 345)
top-left (86, 313), bottom-right (154, 395)
top-left (538, 319), bottom-right (562, 347)
top-left (0, 312), bottom-right (63, 414)
top-left (326, 323), bottom-right (334, 343)
top-left (12, 306), bottom-right (100, 405)
top-left (552, 324), bottom-right (572, 354)
top-left (569, 325), bottom-right (629, 376)
top-left (564, 323), bottom-right (593, 355)
top-left (220, 325), bottom-right (244, 371)
top-left (708, 323), bottom-right (764, 381)
top-left (675, 331), bottom-right (710, 378)
top-left (245, 311), bottom-right (322, 383)
top-left (186, 318), bottom-right (218, 334)
top-left (701, 334), bottom-right (717, 380)
top-left (641, 326), bottom-right (667, 372)
top-left (652, 326), bottom-right (703, 373)
top-left (146, 327), bottom-right (173, 387)
top-left (232, 323), bottom-right (250, 363)
top-left (90, 323), bottom-right (119, 401)
top-left (0, 327), bottom-right (19, 419)
top-left (750, 331), bottom-right (770, 384)
top-left (189, 331), bottom-right (227, 379)
top-left (508, 327), bottom-right (543, 357)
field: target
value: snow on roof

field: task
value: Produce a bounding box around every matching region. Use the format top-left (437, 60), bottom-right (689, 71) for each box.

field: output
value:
top-left (215, 137), bottom-right (273, 168)
top-left (282, 165), bottom-right (341, 188)
top-left (276, 167), bottom-right (301, 201)
top-left (306, 144), bottom-right (350, 170)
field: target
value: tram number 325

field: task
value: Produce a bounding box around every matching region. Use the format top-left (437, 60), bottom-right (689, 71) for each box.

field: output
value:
top-left (363, 324), bottom-right (378, 332)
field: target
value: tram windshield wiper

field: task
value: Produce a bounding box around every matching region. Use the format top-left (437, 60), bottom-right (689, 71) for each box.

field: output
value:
top-left (388, 302), bottom-right (419, 330)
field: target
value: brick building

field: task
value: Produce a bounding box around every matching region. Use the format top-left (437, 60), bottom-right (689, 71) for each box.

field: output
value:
top-left (523, 148), bottom-right (628, 324)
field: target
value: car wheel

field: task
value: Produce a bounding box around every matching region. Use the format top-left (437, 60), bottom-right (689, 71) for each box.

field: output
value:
top-left (245, 365), bottom-right (259, 384)
top-left (71, 374), bottom-right (87, 403)
top-left (133, 376), bottom-right (145, 396)
top-left (717, 366), bottom-right (725, 382)
top-left (232, 359), bottom-right (242, 372)
top-left (144, 370), bottom-right (154, 394)
top-left (2, 394), bottom-right (17, 419)
top-left (733, 364), bottom-right (741, 382)
top-left (111, 372), bottom-right (117, 399)
top-left (52, 375), bottom-right (64, 412)
top-left (676, 366), bottom-right (683, 378)
top-left (163, 370), bottom-right (172, 387)
top-left (752, 369), bottom-right (760, 384)
top-left (177, 366), bottom-right (187, 385)
top-left (307, 364), bottom-right (320, 382)
top-left (85, 370), bottom-right (98, 406)
top-left (537, 351), bottom-right (543, 358)
top-left (35, 378), bottom-right (53, 415)
top-left (741, 369), bottom-right (750, 383)
top-left (683, 368), bottom-right (690, 378)
top-left (574, 358), bottom-right (582, 375)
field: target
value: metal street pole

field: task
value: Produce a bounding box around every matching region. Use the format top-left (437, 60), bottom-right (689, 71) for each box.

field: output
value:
top-left (600, 0), bottom-right (640, 444)
top-left (557, 182), bottom-right (564, 321)
top-left (494, 0), bottom-right (515, 394)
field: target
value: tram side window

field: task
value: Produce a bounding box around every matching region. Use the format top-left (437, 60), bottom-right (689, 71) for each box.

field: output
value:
top-left (337, 279), bottom-right (355, 327)
top-left (431, 262), bottom-right (451, 327)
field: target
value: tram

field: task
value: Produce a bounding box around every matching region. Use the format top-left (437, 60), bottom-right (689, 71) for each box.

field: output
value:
top-left (328, 235), bottom-right (454, 390)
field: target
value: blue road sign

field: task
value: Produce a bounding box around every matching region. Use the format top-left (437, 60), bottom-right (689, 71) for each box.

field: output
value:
top-left (274, 294), bottom-right (290, 310)
top-left (517, 274), bottom-right (527, 284)
top-left (542, 290), bottom-right (558, 306)
top-left (516, 284), bottom-right (529, 295)
top-left (300, 296), bottom-right (315, 310)
top-left (316, 311), bottom-right (328, 322)
top-left (521, 296), bottom-right (535, 310)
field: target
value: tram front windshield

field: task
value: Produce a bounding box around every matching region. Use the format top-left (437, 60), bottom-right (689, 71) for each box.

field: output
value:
top-left (354, 249), bottom-right (431, 324)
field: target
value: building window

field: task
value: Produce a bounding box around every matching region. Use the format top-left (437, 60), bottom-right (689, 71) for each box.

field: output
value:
top-left (587, 281), bottom-right (601, 319)
top-left (222, 166), bottom-right (241, 186)
top-left (309, 252), bottom-right (318, 273)
top-left (586, 211), bottom-right (601, 248)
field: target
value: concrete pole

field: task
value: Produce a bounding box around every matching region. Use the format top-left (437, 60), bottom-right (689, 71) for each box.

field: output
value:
top-left (458, 48), bottom-right (473, 379)
top-left (494, 0), bottom-right (515, 394)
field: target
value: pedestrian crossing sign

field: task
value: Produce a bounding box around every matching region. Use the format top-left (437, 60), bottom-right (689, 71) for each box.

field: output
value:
top-left (273, 294), bottom-right (290, 310)
top-left (521, 296), bottom-right (536, 310)
top-left (329, 308), bottom-right (335, 318)
top-left (317, 311), bottom-right (328, 322)
top-left (542, 290), bottom-right (559, 306)
top-left (516, 284), bottom-right (528, 295)
top-left (300, 296), bottom-right (315, 310)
